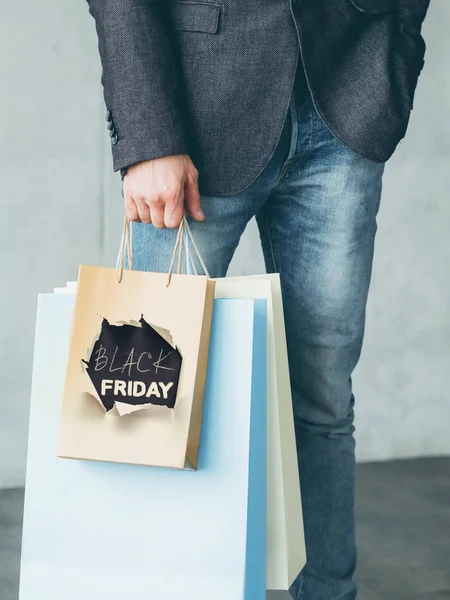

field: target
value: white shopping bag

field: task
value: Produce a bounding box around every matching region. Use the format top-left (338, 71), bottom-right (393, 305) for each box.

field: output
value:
top-left (215, 275), bottom-right (306, 592)
top-left (51, 272), bottom-right (306, 591)
top-left (20, 293), bottom-right (267, 600)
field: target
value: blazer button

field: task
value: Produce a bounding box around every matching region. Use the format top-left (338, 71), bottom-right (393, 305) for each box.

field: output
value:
top-left (105, 109), bottom-right (112, 121)
top-left (111, 133), bottom-right (118, 145)
top-left (107, 121), bottom-right (114, 131)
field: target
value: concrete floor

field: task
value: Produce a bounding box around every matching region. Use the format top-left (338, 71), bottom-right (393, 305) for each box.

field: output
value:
top-left (1, 458), bottom-right (449, 600)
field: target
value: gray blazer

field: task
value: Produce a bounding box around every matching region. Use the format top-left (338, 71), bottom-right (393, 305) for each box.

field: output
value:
top-left (87, 0), bottom-right (429, 196)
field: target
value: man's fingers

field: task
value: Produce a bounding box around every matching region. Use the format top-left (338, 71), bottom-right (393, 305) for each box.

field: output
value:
top-left (149, 196), bottom-right (165, 229)
top-left (184, 170), bottom-right (205, 222)
top-left (124, 195), bottom-right (141, 222)
top-left (123, 156), bottom-right (202, 229)
top-left (164, 188), bottom-right (185, 229)
top-left (134, 196), bottom-right (152, 224)
top-left (126, 191), bottom-right (183, 228)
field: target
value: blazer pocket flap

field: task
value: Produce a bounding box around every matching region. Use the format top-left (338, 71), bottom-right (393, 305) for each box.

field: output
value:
top-left (169, 1), bottom-right (222, 33)
top-left (350, 0), bottom-right (397, 14)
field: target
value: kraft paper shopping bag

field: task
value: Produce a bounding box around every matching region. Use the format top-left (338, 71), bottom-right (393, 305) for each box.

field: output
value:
top-left (215, 274), bottom-right (306, 591)
top-left (58, 218), bottom-right (215, 469)
top-left (20, 293), bottom-right (266, 600)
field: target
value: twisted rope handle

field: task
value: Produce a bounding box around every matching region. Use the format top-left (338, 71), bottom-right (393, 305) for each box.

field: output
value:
top-left (117, 216), bottom-right (209, 285)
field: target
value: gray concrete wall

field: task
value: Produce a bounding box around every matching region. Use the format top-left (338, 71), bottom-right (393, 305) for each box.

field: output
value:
top-left (0, 2), bottom-right (448, 487)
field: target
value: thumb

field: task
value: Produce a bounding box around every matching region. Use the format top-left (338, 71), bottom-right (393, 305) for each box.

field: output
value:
top-left (184, 172), bottom-right (205, 222)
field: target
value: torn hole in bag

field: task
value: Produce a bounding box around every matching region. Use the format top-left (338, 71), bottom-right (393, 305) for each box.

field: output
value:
top-left (81, 316), bottom-right (183, 416)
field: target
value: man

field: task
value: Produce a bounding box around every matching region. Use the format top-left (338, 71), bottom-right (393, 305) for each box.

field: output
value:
top-left (87, 0), bottom-right (429, 597)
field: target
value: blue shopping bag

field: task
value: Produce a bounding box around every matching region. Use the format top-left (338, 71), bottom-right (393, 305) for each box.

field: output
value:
top-left (20, 294), bottom-right (266, 600)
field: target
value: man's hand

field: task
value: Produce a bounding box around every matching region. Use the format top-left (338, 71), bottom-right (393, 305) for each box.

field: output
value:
top-left (123, 155), bottom-right (205, 229)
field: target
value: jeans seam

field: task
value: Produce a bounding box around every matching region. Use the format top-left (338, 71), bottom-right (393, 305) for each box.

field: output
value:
top-left (273, 92), bottom-right (299, 191)
top-left (295, 572), bottom-right (305, 600)
top-left (278, 99), bottom-right (318, 179)
top-left (263, 209), bottom-right (278, 273)
top-left (271, 94), bottom-right (317, 193)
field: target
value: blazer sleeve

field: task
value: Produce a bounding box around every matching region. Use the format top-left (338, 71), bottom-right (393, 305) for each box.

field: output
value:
top-left (87, 0), bottom-right (190, 173)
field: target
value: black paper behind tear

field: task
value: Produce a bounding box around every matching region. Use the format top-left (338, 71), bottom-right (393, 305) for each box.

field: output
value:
top-left (82, 316), bottom-right (182, 412)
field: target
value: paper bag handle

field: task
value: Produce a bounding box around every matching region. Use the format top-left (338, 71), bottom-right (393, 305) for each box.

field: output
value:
top-left (117, 216), bottom-right (209, 285)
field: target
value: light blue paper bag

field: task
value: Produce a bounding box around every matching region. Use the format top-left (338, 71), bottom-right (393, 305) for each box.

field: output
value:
top-left (20, 294), bottom-right (266, 600)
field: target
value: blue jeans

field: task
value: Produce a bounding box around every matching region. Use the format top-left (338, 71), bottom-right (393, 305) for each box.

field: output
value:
top-left (129, 73), bottom-right (384, 599)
